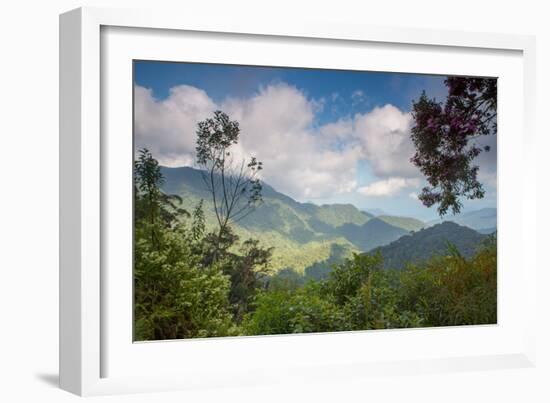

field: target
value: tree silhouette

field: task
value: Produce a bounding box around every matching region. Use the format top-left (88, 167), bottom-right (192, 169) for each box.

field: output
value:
top-left (411, 77), bottom-right (497, 216)
top-left (195, 111), bottom-right (263, 252)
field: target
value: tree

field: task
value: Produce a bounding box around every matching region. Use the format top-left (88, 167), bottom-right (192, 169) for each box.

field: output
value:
top-left (134, 148), bottom-right (188, 249)
top-left (193, 111), bottom-right (273, 322)
top-left (227, 239), bottom-right (273, 320)
top-left (397, 239), bottom-right (497, 327)
top-left (133, 150), bottom-right (235, 340)
top-left (134, 223), bottom-right (235, 340)
top-left (323, 253), bottom-right (383, 306)
top-left (410, 77), bottom-right (497, 216)
top-left (134, 148), bottom-right (164, 248)
top-left (195, 111), bottom-right (263, 254)
top-left (242, 283), bottom-right (345, 335)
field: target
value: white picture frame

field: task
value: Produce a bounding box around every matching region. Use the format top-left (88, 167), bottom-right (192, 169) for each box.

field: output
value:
top-left (59, 6), bottom-right (537, 396)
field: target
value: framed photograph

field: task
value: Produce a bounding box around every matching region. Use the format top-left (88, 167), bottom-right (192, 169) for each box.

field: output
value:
top-left (60, 7), bottom-right (537, 396)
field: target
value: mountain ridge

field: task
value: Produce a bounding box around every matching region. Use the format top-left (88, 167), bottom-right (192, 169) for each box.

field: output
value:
top-left (428, 207), bottom-right (496, 232)
top-left (160, 166), bottom-right (427, 272)
top-left (370, 221), bottom-right (488, 270)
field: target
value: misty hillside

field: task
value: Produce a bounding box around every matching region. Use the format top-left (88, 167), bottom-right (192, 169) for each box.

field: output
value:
top-left (429, 208), bottom-right (496, 233)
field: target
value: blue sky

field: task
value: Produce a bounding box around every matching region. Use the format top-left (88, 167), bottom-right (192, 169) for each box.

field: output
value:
top-left (135, 61), bottom-right (448, 120)
top-left (134, 61), bottom-right (497, 221)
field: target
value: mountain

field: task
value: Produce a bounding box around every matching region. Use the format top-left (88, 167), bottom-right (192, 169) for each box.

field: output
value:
top-left (370, 221), bottom-right (488, 270)
top-left (335, 218), bottom-right (408, 251)
top-left (362, 208), bottom-right (387, 216)
top-left (476, 227), bottom-right (498, 235)
top-left (428, 208), bottom-right (496, 233)
top-left (160, 166), bottom-right (425, 272)
top-left (377, 215), bottom-right (426, 232)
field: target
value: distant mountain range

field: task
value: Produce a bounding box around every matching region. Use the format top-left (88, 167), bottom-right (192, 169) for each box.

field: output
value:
top-left (161, 166), bottom-right (424, 272)
top-left (428, 207), bottom-right (497, 234)
top-left (160, 166), bottom-right (496, 273)
top-left (370, 221), bottom-right (489, 270)
top-left (362, 208), bottom-right (387, 216)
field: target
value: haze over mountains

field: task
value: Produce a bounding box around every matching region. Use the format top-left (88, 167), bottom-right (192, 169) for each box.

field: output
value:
top-left (161, 166), bottom-right (495, 273)
top-left (428, 207), bottom-right (497, 234)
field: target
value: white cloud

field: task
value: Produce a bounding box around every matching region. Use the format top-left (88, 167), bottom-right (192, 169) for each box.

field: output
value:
top-left (134, 85), bottom-right (216, 167)
top-left (357, 177), bottom-right (420, 197)
top-left (351, 90), bottom-right (364, 99)
top-left (351, 89), bottom-right (366, 107)
top-left (352, 104), bottom-right (419, 178)
top-left (135, 83), bottom-right (361, 201)
top-left (318, 119), bottom-right (354, 144)
top-left (220, 84), bottom-right (362, 199)
top-left (135, 83), bottom-right (433, 202)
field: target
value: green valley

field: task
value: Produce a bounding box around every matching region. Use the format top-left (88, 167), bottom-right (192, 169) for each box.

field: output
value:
top-left (160, 166), bottom-right (425, 273)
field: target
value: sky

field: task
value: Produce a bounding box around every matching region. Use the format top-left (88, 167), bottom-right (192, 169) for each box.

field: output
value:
top-left (134, 61), bottom-right (497, 222)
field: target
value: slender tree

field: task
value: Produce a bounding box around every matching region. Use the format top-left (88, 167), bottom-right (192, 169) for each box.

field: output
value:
top-left (134, 148), bottom-right (164, 248)
top-left (195, 111), bottom-right (263, 253)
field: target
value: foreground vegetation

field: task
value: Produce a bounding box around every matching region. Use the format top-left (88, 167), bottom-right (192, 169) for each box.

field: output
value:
top-left (134, 146), bottom-right (497, 341)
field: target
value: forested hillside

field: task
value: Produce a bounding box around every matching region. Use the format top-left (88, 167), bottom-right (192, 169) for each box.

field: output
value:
top-left (161, 166), bottom-right (424, 272)
top-left (134, 150), bottom-right (497, 340)
top-left (370, 222), bottom-right (488, 269)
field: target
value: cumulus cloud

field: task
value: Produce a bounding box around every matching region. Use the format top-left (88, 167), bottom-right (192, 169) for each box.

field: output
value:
top-left (318, 119), bottom-right (354, 145)
top-left (221, 84), bottom-right (362, 199)
top-left (135, 83), bottom-right (361, 200)
top-left (352, 104), bottom-right (419, 178)
top-left (357, 178), bottom-right (420, 197)
top-left (134, 85), bottom-right (216, 167)
top-left (135, 81), bottom-right (460, 202)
